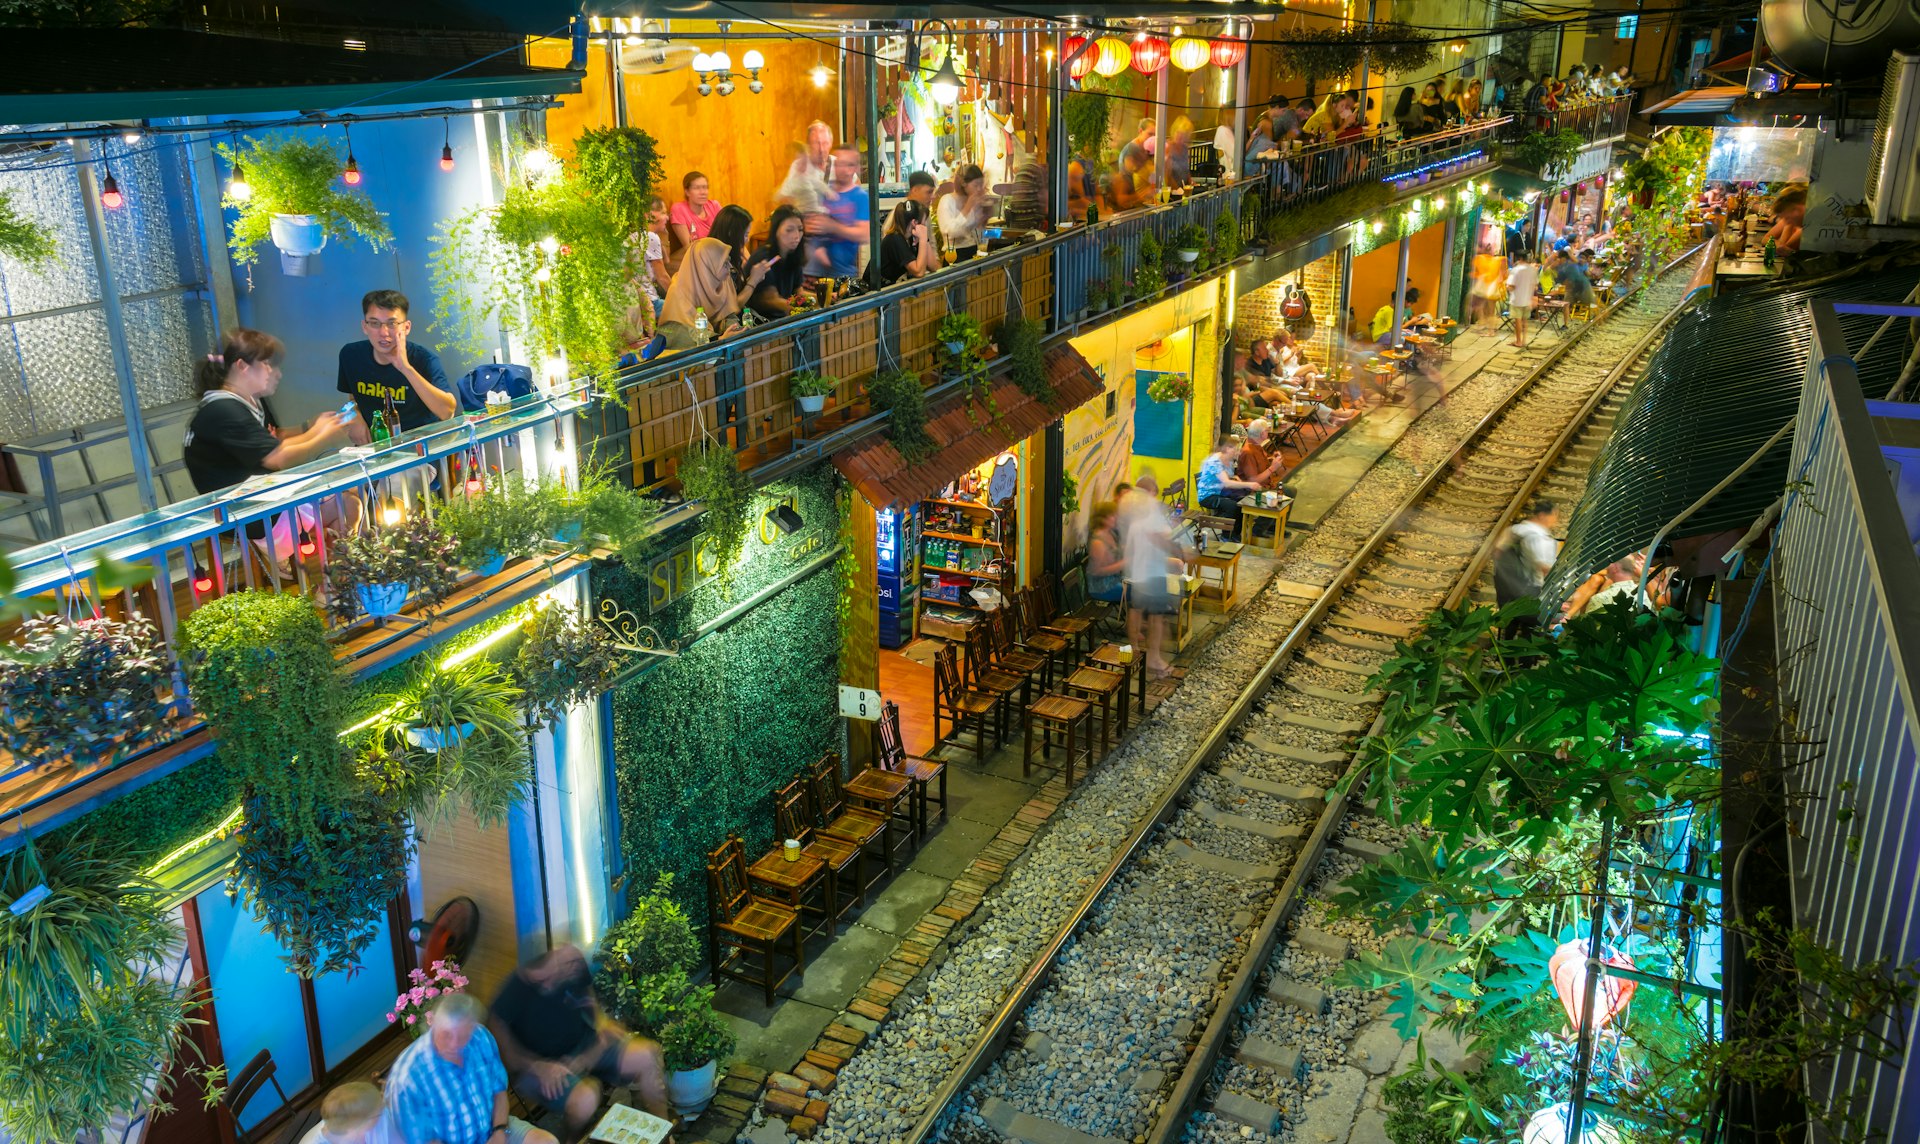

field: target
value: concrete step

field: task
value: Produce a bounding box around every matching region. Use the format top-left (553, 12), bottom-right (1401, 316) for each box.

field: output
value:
top-left (1167, 839), bottom-right (1284, 883)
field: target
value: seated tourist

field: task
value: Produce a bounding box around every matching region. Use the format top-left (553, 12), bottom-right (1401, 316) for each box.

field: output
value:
top-left (298, 1082), bottom-right (394, 1144)
top-left (489, 946), bottom-right (669, 1143)
top-left (1196, 437), bottom-right (1264, 535)
top-left (1238, 420), bottom-right (1295, 495)
top-left (387, 993), bottom-right (557, 1144)
top-left (1086, 500), bottom-right (1127, 603)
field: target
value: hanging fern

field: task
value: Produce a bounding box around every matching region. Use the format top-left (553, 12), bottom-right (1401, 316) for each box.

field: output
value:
top-left (1368, 22), bottom-right (1440, 74)
top-left (573, 126), bottom-right (666, 237)
top-left (678, 442), bottom-right (755, 597)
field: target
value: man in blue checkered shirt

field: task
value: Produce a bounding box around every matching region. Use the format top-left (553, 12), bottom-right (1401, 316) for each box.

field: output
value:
top-left (386, 993), bottom-right (557, 1144)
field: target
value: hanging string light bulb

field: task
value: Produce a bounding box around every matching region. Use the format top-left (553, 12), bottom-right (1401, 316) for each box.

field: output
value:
top-left (439, 118), bottom-right (455, 172)
top-left (226, 135), bottom-right (252, 202)
top-left (342, 123), bottom-right (362, 186)
top-left (99, 168), bottom-right (124, 209)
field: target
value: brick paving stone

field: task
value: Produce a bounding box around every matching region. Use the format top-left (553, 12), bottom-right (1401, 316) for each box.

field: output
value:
top-left (764, 1072), bottom-right (807, 1096)
top-left (804, 1099), bottom-right (829, 1122)
top-left (803, 1050), bottom-right (844, 1072)
top-left (793, 1062), bottom-right (837, 1091)
top-left (822, 1023), bottom-right (866, 1047)
top-left (789, 1114), bottom-right (818, 1139)
top-left (847, 998), bottom-right (889, 1021)
top-left (763, 1089), bottom-right (809, 1118)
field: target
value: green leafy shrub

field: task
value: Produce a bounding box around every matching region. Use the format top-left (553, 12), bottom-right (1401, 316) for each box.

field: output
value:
top-left (1514, 128), bottom-right (1586, 179)
top-left (571, 126), bottom-right (665, 236)
top-left (789, 370), bottom-right (837, 398)
top-left (1173, 222), bottom-right (1207, 253)
top-left (217, 134), bottom-right (392, 265)
top-left (595, 871), bottom-right (702, 1028)
top-left (868, 369), bottom-right (937, 463)
top-left (436, 480), bottom-right (548, 571)
top-left (0, 837), bottom-right (199, 1144)
top-left (678, 443), bottom-right (755, 596)
top-left (1001, 317), bottom-right (1052, 404)
top-left (1212, 206), bottom-right (1243, 262)
top-left (178, 591), bottom-right (349, 847)
top-left (228, 789), bottom-right (412, 977)
top-left (661, 998), bottom-right (737, 1071)
top-left (1266, 182), bottom-right (1394, 250)
top-left (0, 187), bottom-right (55, 267)
top-left (1135, 230), bottom-right (1166, 296)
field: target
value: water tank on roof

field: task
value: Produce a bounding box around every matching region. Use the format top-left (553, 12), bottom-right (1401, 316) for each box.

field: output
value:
top-left (1760, 0), bottom-right (1920, 78)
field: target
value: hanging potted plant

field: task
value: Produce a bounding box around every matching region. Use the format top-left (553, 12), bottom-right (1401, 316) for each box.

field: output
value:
top-left (678, 442), bottom-right (755, 596)
top-left (325, 514), bottom-right (461, 623)
top-left (660, 995), bottom-right (737, 1119)
top-left (218, 134), bottom-right (392, 276)
top-left (0, 614), bottom-right (171, 767)
top-left (789, 369), bottom-right (837, 414)
top-left (436, 478), bottom-right (546, 578)
top-left (508, 604), bottom-right (621, 731)
top-left (1146, 372), bottom-right (1193, 403)
top-left (1085, 279), bottom-right (1109, 316)
top-left (937, 312), bottom-right (983, 359)
top-left (1173, 222), bottom-right (1207, 263)
top-left (396, 661), bottom-right (526, 752)
top-left (358, 660), bottom-right (531, 830)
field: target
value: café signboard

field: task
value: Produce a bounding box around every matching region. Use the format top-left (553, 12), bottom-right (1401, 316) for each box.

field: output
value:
top-left (646, 494), bottom-right (824, 612)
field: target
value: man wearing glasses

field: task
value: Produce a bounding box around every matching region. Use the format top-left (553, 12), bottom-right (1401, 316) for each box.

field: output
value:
top-left (339, 289), bottom-right (456, 444)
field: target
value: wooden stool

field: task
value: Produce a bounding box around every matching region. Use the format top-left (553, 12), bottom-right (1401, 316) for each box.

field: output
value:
top-left (707, 835), bottom-right (804, 1005)
top-left (878, 699), bottom-right (947, 839)
top-left (748, 845), bottom-right (830, 944)
top-left (1089, 642), bottom-right (1145, 719)
top-left (1239, 499), bottom-right (1290, 555)
top-left (1063, 665), bottom-right (1125, 756)
top-left (1024, 693), bottom-right (1094, 785)
top-left (776, 780), bottom-right (857, 919)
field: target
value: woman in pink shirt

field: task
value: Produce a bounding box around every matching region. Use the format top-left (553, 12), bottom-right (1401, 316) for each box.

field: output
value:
top-left (667, 171), bottom-right (719, 272)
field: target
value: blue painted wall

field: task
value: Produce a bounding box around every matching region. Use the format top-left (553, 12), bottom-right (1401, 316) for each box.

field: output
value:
top-left (226, 104), bottom-right (501, 427)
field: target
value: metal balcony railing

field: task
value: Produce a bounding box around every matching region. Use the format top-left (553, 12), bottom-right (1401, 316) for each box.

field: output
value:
top-left (1500, 94), bottom-right (1635, 148)
top-left (1773, 299), bottom-right (1920, 1136)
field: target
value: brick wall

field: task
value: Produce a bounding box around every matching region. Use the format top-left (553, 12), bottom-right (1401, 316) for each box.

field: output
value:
top-left (1233, 252), bottom-right (1344, 364)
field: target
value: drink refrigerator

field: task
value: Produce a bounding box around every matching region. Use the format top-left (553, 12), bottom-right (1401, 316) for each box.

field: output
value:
top-left (876, 505), bottom-right (919, 649)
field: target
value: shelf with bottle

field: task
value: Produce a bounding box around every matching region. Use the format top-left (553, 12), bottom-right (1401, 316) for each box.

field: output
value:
top-left (923, 530), bottom-right (1004, 546)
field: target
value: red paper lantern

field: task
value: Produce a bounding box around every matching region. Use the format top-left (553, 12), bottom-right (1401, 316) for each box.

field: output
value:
top-left (1548, 941), bottom-right (1638, 1033)
top-left (1131, 35), bottom-right (1168, 75)
top-left (1064, 34), bottom-right (1096, 80)
top-left (1210, 35), bottom-right (1248, 69)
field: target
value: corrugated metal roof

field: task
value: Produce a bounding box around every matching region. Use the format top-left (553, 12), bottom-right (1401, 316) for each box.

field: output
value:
top-left (1545, 264), bottom-right (1920, 608)
top-left (0, 29), bottom-right (578, 126)
top-left (834, 344), bottom-right (1105, 510)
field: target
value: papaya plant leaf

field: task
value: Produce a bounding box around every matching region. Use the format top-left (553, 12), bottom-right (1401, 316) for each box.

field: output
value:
top-left (93, 552), bottom-right (157, 594)
top-left (1330, 935), bottom-right (1476, 1038)
top-left (1479, 929), bottom-right (1562, 1023)
top-left (1327, 839), bottom-right (1519, 941)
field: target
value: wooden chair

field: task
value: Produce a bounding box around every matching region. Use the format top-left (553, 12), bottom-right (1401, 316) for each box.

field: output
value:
top-left (707, 834), bottom-right (805, 1005)
top-left (1059, 565), bottom-right (1118, 641)
top-left (878, 698), bottom-right (948, 838)
top-left (806, 755), bottom-right (898, 889)
top-left (1012, 588), bottom-right (1078, 681)
top-left (933, 642), bottom-right (998, 764)
top-left (1160, 477), bottom-right (1188, 511)
top-left (223, 1049), bottom-right (321, 1144)
top-left (988, 605), bottom-right (1053, 692)
top-left (776, 779), bottom-right (860, 917)
top-left (964, 619), bottom-right (1025, 742)
top-left (841, 747), bottom-right (918, 854)
top-left (1035, 574), bottom-right (1097, 659)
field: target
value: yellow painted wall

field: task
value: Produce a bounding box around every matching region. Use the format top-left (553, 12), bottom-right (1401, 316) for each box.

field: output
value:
top-left (1350, 220), bottom-right (1446, 335)
top-left (1062, 281), bottom-right (1224, 552)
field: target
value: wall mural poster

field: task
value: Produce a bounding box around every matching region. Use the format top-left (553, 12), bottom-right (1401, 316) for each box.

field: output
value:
top-left (1062, 364), bottom-right (1130, 556)
top-left (1133, 370), bottom-right (1186, 460)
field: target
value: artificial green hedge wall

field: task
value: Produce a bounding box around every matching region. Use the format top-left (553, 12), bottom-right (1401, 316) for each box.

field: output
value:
top-left (596, 463), bottom-right (842, 932)
top-left (43, 755), bottom-right (244, 870)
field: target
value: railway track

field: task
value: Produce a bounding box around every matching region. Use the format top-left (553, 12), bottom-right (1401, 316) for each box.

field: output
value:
top-left (804, 248), bottom-right (1706, 1144)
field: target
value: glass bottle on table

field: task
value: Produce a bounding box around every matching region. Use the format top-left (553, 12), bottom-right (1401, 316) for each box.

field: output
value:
top-left (369, 410), bottom-right (390, 444)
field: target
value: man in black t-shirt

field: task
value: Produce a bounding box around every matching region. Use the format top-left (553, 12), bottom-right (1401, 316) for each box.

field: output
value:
top-left (338, 289), bottom-right (457, 442)
top-left (488, 946), bottom-right (668, 1142)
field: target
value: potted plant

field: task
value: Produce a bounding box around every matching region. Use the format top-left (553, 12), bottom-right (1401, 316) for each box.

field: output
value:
top-left (508, 604), bottom-right (621, 730)
top-left (218, 134), bottom-right (392, 275)
top-left (1173, 222), bottom-right (1207, 263)
top-left (1146, 372), bottom-right (1193, 403)
top-left (789, 369), bottom-right (836, 414)
top-left (1136, 231), bottom-right (1167, 295)
top-left (436, 479), bottom-right (545, 577)
top-left (516, 469), bottom-right (660, 562)
top-left (661, 997), bottom-right (737, 1119)
top-left (867, 369), bottom-right (936, 463)
top-left (326, 514), bottom-right (461, 623)
top-left (1086, 279), bottom-right (1110, 314)
top-left (937, 312), bottom-right (984, 359)
top-left (594, 872), bottom-right (702, 1029)
top-left (0, 614), bottom-right (170, 767)
top-left (359, 660), bottom-right (530, 830)
top-left (678, 443), bottom-right (755, 596)
top-left (386, 958), bottom-right (470, 1037)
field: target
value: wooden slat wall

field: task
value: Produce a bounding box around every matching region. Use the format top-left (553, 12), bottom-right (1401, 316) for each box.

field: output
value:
top-left (1018, 251), bottom-right (1052, 324)
top-left (821, 312), bottom-right (879, 413)
top-left (901, 292), bottom-right (943, 378)
top-left (744, 340), bottom-right (796, 461)
top-left (416, 809), bottom-right (520, 1002)
top-left (965, 270), bottom-right (1008, 339)
top-left (841, 490), bottom-right (880, 692)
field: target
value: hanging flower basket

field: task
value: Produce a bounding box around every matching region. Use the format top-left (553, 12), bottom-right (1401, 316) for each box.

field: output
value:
top-left (404, 721), bottom-right (479, 751)
top-left (1146, 372), bottom-right (1193, 403)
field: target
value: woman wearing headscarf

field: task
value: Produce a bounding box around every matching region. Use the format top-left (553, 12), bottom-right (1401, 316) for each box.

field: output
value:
top-left (659, 204), bottom-right (766, 348)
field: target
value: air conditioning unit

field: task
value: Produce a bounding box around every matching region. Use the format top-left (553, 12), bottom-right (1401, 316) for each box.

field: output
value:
top-left (1865, 51), bottom-right (1920, 225)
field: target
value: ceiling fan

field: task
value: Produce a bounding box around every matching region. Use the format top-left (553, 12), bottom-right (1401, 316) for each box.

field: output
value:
top-left (616, 19), bottom-right (700, 74)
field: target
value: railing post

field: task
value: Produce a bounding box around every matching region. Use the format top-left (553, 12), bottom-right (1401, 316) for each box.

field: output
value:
top-left (1231, 21), bottom-right (1249, 183)
top-left (864, 24), bottom-right (885, 291)
top-left (73, 139), bottom-right (159, 516)
top-left (1392, 232), bottom-right (1411, 348)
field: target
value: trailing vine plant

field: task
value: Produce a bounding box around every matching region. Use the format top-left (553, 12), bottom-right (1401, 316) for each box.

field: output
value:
top-left (572, 126), bottom-right (666, 237)
top-left (868, 369), bottom-right (937, 462)
top-left (937, 312), bottom-right (996, 422)
top-left (1514, 127), bottom-right (1586, 180)
top-left (1002, 317), bottom-right (1053, 405)
top-left (1134, 230), bottom-right (1167, 297)
top-left (678, 441), bottom-right (755, 597)
top-left (217, 134), bottom-right (392, 265)
top-left (508, 603), bottom-right (622, 730)
top-left (0, 187), bottom-right (55, 267)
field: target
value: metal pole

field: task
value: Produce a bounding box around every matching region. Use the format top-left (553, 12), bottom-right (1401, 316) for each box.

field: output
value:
top-left (73, 140), bottom-right (158, 514)
top-left (1051, 27), bottom-right (1069, 227)
top-left (1154, 65), bottom-right (1171, 195)
top-left (608, 32), bottom-right (629, 127)
top-left (1392, 231), bottom-right (1411, 348)
top-left (1437, 212), bottom-right (1458, 320)
top-left (1231, 20), bottom-right (1249, 183)
top-left (865, 23), bottom-right (886, 289)
top-left (1336, 243), bottom-right (1354, 358)
top-left (1355, 0), bottom-right (1377, 114)
top-left (184, 122), bottom-right (238, 337)
top-left (1566, 816), bottom-right (1616, 1144)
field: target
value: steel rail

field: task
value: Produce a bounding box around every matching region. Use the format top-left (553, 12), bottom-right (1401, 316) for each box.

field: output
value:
top-left (901, 242), bottom-right (1712, 1144)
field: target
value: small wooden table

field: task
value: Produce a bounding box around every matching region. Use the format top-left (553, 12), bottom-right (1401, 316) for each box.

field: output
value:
top-left (1192, 543), bottom-right (1243, 613)
top-left (1239, 497), bottom-right (1291, 554)
top-left (748, 848), bottom-right (831, 942)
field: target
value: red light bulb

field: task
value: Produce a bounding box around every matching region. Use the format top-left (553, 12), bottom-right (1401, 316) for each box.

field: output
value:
top-left (440, 145), bottom-right (455, 172)
top-left (192, 568), bottom-right (214, 593)
top-left (298, 530), bottom-right (317, 557)
top-left (100, 173), bottom-right (124, 209)
top-left (466, 476), bottom-right (485, 495)
top-left (343, 155), bottom-right (362, 185)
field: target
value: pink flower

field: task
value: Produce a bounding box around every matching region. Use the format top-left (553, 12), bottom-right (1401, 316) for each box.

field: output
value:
top-left (431, 960), bottom-right (445, 971)
top-left (405, 1014), bottom-right (416, 1025)
top-left (387, 1012), bottom-right (397, 1023)
top-left (452, 977), bottom-right (468, 988)
top-left (409, 987), bottom-right (427, 1003)
top-left (425, 987), bottom-right (440, 998)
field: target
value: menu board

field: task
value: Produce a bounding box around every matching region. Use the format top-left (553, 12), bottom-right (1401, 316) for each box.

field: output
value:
top-left (589, 1104), bottom-right (674, 1144)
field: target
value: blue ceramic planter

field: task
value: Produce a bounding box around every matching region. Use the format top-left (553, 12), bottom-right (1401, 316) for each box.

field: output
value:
top-left (473, 551), bottom-right (507, 578)
top-left (404, 722), bottom-right (477, 751)
top-left (552, 521), bottom-right (584, 545)
top-left (356, 582), bottom-right (411, 618)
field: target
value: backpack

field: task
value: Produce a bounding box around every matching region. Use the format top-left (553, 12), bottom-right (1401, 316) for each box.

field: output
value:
top-left (456, 362), bottom-right (535, 413)
top-left (1492, 532), bottom-right (1540, 606)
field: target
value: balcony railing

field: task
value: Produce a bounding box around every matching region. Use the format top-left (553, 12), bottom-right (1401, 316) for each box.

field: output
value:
top-left (1499, 94), bottom-right (1634, 148)
top-left (0, 124), bottom-right (1517, 837)
top-left (1773, 299), bottom-right (1920, 1135)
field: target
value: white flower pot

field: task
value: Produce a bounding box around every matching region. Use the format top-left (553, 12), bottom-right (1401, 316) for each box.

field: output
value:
top-left (796, 393), bottom-right (827, 413)
top-left (270, 213), bottom-right (328, 276)
top-left (1176, 248), bottom-right (1200, 263)
top-left (667, 1060), bottom-right (718, 1120)
top-left (404, 722), bottom-right (477, 751)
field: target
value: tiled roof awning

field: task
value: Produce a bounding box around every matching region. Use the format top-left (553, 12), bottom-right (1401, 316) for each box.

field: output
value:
top-left (834, 343), bottom-right (1106, 510)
